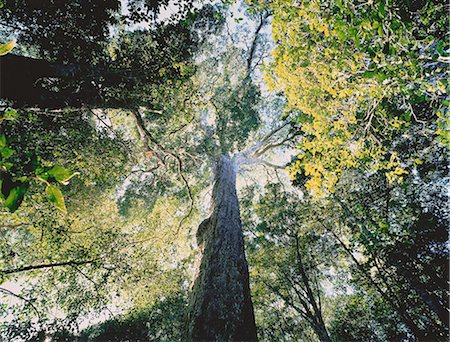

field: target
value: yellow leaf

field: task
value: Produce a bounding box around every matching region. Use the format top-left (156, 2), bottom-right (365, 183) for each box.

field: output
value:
top-left (0, 40), bottom-right (16, 56)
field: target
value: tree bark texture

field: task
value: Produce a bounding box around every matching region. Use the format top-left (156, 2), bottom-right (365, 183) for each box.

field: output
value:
top-left (186, 155), bottom-right (257, 342)
top-left (293, 235), bottom-right (331, 342)
top-left (1, 54), bottom-right (129, 109)
top-left (1, 54), bottom-right (91, 108)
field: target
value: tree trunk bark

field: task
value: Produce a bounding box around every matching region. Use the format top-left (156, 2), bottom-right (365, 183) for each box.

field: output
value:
top-left (398, 268), bottom-right (449, 330)
top-left (1, 54), bottom-right (89, 108)
top-left (185, 155), bottom-right (257, 342)
top-left (1, 54), bottom-right (128, 109)
top-left (313, 323), bottom-right (332, 342)
top-left (294, 235), bottom-right (331, 342)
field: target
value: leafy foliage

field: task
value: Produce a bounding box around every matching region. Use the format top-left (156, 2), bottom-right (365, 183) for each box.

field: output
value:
top-left (0, 1), bottom-right (447, 341)
top-left (0, 108), bottom-right (79, 212)
top-left (242, 183), bottom-right (337, 341)
top-left (80, 293), bottom-right (187, 342)
top-left (267, 0), bottom-right (449, 196)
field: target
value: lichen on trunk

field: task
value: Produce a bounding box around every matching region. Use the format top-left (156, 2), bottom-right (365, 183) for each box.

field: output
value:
top-left (185, 155), bottom-right (257, 341)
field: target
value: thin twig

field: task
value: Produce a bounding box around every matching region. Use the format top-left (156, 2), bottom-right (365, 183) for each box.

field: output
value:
top-left (2, 259), bottom-right (100, 275)
top-left (0, 287), bottom-right (41, 317)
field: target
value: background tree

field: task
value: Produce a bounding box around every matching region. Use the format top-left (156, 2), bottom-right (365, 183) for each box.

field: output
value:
top-left (0, 0), bottom-right (203, 108)
top-left (242, 183), bottom-right (336, 342)
top-left (258, 1), bottom-right (448, 340)
top-left (1, 1), bottom-right (293, 340)
top-left (267, 0), bottom-right (448, 195)
top-left (0, 0), bottom-right (447, 341)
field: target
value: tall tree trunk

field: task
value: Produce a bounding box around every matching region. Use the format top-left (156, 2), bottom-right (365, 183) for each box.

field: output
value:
top-left (185, 155), bottom-right (257, 341)
top-left (397, 267), bottom-right (449, 330)
top-left (1, 54), bottom-right (90, 108)
top-left (313, 323), bottom-right (331, 342)
top-left (322, 221), bottom-right (430, 341)
top-left (1, 54), bottom-right (127, 109)
top-left (294, 235), bottom-right (331, 342)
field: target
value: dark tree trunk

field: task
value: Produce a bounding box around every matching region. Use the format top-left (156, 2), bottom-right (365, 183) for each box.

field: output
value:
top-left (294, 235), bottom-right (331, 342)
top-left (0, 54), bottom-right (94, 108)
top-left (185, 155), bottom-right (257, 342)
top-left (313, 324), bottom-right (331, 342)
top-left (398, 268), bottom-right (449, 330)
top-left (0, 54), bottom-right (131, 109)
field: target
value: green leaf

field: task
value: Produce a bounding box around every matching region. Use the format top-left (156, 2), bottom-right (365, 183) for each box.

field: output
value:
top-left (4, 184), bottom-right (28, 212)
top-left (0, 40), bottom-right (16, 56)
top-left (335, 27), bottom-right (347, 42)
top-left (402, 111), bottom-right (411, 121)
top-left (46, 185), bottom-right (66, 212)
top-left (378, 2), bottom-right (386, 17)
top-left (47, 165), bottom-right (78, 185)
top-left (355, 34), bottom-right (360, 48)
top-left (362, 70), bottom-right (387, 82)
top-left (1, 146), bottom-right (14, 159)
top-left (378, 26), bottom-right (383, 37)
top-left (436, 40), bottom-right (444, 55)
top-left (1, 162), bottom-right (13, 170)
top-left (36, 171), bottom-right (49, 181)
top-left (3, 108), bottom-right (19, 121)
top-left (0, 134), bottom-right (5, 148)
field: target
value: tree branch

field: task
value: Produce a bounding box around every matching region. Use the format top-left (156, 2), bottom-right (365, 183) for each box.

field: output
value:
top-left (132, 109), bottom-right (195, 233)
top-left (0, 287), bottom-right (40, 317)
top-left (246, 12), bottom-right (270, 75)
top-left (259, 160), bottom-right (288, 170)
top-left (237, 121), bottom-right (292, 161)
top-left (1, 259), bottom-right (99, 275)
top-left (259, 121), bottom-right (291, 146)
top-left (0, 223), bottom-right (29, 229)
top-left (169, 153), bottom-right (195, 235)
top-left (253, 130), bottom-right (300, 158)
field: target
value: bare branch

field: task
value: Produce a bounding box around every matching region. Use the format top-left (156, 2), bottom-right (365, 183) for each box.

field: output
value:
top-left (128, 165), bottom-right (160, 176)
top-left (0, 223), bottom-right (30, 229)
top-left (0, 287), bottom-right (41, 317)
top-left (132, 109), bottom-right (167, 166)
top-left (247, 13), bottom-right (270, 75)
top-left (91, 109), bottom-right (113, 130)
top-left (170, 153), bottom-right (195, 235)
top-left (261, 279), bottom-right (310, 321)
top-left (252, 130), bottom-right (300, 158)
top-left (132, 109), bottom-right (195, 233)
top-left (167, 115), bottom-right (195, 136)
top-left (2, 259), bottom-right (100, 275)
top-left (70, 264), bottom-right (98, 287)
top-left (88, 109), bottom-right (135, 161)
top-left (259, 121), bottom-right (291, 146)
top-left (259, 160), bottom-right (288, 170)
top-left (144, 108), bottom-right (164, 115)
top-left (132, 109), bottom-right (160, 146)
top-left (239, 121), bottom-right (292, 159)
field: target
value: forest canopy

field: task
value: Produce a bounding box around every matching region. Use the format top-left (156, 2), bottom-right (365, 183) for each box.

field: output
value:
top-left (0, 0), bottom-right (448, 341)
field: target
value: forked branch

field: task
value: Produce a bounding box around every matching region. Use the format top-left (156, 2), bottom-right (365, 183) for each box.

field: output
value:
top-left (132, 109), bottom-right (195, 232)
top-left (0, 287), bottom-right (41, 317)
